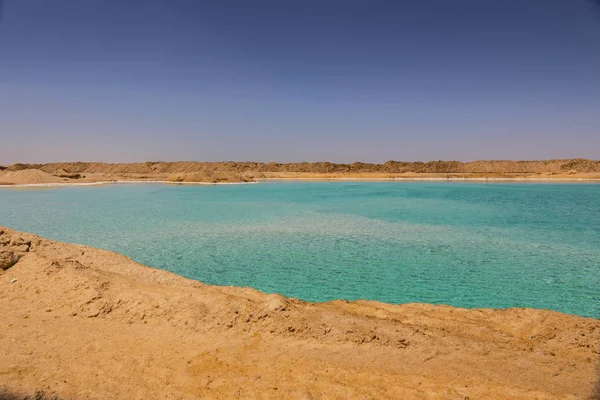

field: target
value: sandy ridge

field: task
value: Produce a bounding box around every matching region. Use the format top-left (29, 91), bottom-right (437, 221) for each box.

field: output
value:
top-left (2, 159), bottom-right (600, 185)
top-left (0, 226), bottom-right (599, 399)
top-left (0, 180), bottom-right (258, 188)
top-left (0, 170), bottom-right (66, 185)
top-left (15, 158), bottom-right (600, 174)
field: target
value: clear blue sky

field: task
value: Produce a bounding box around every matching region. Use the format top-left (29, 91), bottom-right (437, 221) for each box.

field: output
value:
top-left (1, 0), bottom-right (599, 163)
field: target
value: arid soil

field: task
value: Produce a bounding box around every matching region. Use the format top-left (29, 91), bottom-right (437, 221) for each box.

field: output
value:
top-left (1, 159), bottom-right (600, 185)
top-left (1, 226), bottom-right (599, 399)
top-left (0, 170), bottom-right (67, 185)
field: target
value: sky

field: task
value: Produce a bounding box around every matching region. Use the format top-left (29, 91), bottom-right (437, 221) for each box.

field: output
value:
top-left (1, 0), bottom-right (599, 164)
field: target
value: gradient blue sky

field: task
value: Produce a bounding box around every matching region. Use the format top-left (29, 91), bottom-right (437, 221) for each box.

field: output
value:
top-left (1, 0), bottom-right (599, 163)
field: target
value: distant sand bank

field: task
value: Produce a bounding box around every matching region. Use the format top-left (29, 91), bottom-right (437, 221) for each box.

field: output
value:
top-left (2, 176), bottom-right (599, 188)
top-left (1, 226), bottom-right (599, 399)
top-left (0, 180), bottom-right (258, 188)
top-left (1, 159), bottom-right (599, 185)
top-left (1, 167), bottom-right (600, 187)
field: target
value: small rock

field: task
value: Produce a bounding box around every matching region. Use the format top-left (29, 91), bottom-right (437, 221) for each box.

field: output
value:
top-left (264, 294), bottom-right (288, 312)
top-left (1, 250), bottom-right (22, 270)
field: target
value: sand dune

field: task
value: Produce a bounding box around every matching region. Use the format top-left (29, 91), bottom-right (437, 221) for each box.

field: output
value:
top-left (0, 226), bottom-right (599, 399)
top-left (0, 169), bottom-right (66, 185)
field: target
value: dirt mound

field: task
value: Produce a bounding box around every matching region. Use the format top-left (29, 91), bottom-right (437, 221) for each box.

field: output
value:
top-left (0, 169), bottom-right (65, 185)
top-left (0, 226), bottom-right (598, 399)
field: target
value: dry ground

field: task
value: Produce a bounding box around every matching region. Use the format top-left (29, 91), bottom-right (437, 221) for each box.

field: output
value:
top-left (1, 227), bottom-right (599, 399)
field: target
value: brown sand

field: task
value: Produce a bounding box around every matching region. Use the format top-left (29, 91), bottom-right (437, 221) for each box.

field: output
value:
top-left (1, 226), bottom-right (599, 399)
top-left (1, 159), bottom-right (600, 185)
top-left (0, 169), bottom-right (66, 185)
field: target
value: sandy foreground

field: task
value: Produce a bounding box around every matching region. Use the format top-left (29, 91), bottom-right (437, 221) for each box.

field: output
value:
top-left (0, 226), bottom-right (599, 400)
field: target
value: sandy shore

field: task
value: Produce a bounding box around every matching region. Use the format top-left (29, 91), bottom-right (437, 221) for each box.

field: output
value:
top-left (0, 226), bottom-right (599, 399)
top-left (0, 180), bottom-right (258, 188)
top-left (1, 178), bottom-right (598, 189)
top-left (0, 169), bottom-right (258, 186)
top-left (2, 160), bottom-right (600, 185)
top-left (1, 171), bottom-right (599, 188)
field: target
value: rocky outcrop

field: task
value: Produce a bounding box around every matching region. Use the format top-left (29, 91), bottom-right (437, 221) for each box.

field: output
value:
top-left (0, 229), bottom-right (31, 270)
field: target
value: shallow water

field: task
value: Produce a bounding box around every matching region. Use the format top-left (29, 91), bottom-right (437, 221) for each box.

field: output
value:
top-left (1, 181), bottom-right (599, 317)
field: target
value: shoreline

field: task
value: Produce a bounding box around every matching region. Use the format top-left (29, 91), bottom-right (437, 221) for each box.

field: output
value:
top-left (1, 176), bottom-right (600, 188)
top-left (0, 224), bottom-right (597, 319)
top-left (2, 160), bottom-right (600, 186)
top-left (0, 180), bottom-right (259, 188)
top-left (1, 226), bottom-right (599, 399)
top-left (260, 176), bottom-right (600, 182)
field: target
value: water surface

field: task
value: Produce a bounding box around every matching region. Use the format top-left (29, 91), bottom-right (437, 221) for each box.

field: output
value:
top-left (1, 181), bottom-right (599, 318)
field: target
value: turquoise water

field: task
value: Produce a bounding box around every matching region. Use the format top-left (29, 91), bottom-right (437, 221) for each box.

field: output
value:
top-left (1, 181), bottom-right (599, 318)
